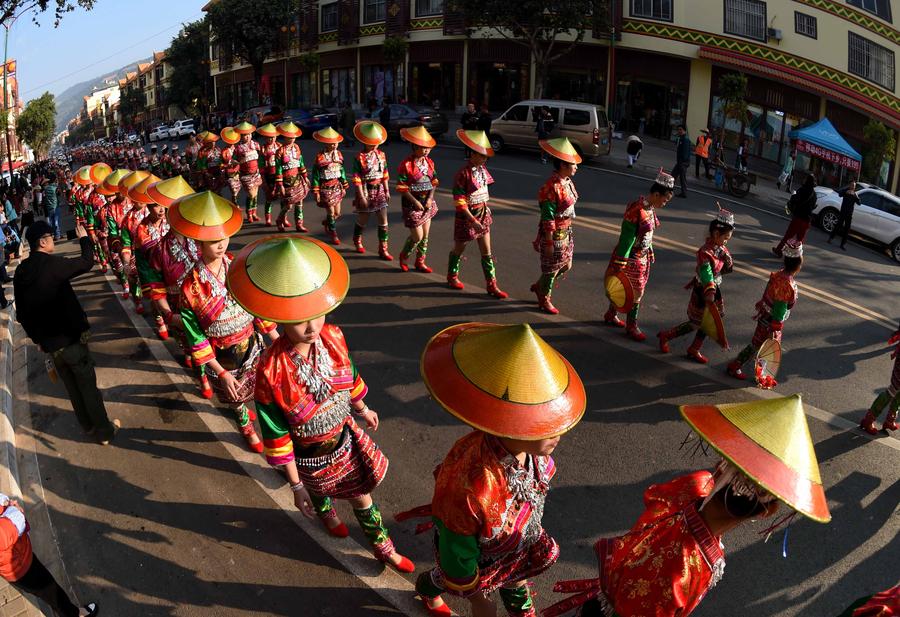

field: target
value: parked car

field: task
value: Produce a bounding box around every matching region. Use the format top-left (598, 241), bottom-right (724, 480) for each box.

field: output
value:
top-left (813, 185), bottom-right (900, 262)
top-left (168, 119), bottom-right (196, 138)
top-left (364, 105), bottom-right (448, 138)
top-left (283, 107), bottom-right (339, 136)
top-left (149, 125), bottom-right (171, 142)
top-left (488, 99), bottom-right (611, 160)
top-left (241, 105), bottom-right (285, 125)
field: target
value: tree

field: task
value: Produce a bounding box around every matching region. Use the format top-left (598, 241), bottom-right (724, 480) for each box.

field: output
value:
top-left (0, 0), bottom-right (95, 27)
top-left (207, 0), bottom-right (300, 107)
top-left (118, 87), bottom-right (145, 128)
top-left (861, 120), bottom-right (897, 185)
top-left (718, 73), bottom-right (749, 128)
top-left (450, 0), bottom-right (606, 99)
top-left (166, 17), bottom-right (211, 118)
top-left (17, 91), bottom-right (54, 158)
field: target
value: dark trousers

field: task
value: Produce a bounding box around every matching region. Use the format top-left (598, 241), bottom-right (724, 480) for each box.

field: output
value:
top-left (672, 162), bottom-right (688, 195)
top-left (11, 554), bottom-right (80, 617)
top-left (695, 155), bottom-right (710, 178)
top-left (51, 342), bottom-right (115, 441)
top-left (775, 217), bottom-right (811, 253)
top-left (829, 213), bottom-right (852, 246)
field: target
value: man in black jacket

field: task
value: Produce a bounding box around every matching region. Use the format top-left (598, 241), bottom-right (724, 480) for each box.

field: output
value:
top-left (13, 221), bottom-right (119, 444)
top-left (672, 125), bottom-right (691, 197)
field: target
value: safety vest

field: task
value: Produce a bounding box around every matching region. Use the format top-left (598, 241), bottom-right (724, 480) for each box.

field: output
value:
top-left (694, 135), bottom-right (711, 158)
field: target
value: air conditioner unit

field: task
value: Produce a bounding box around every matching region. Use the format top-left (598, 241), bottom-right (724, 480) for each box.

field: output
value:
top-left (768, 28), bottom-right (783, 40)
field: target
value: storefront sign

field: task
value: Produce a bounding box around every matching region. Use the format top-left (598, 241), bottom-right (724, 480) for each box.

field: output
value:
top-left (795, 139), bottom-right (861, 172)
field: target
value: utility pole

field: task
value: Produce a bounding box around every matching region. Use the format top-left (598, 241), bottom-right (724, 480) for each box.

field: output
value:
top-left (2, 21), bottom-right (15, 179)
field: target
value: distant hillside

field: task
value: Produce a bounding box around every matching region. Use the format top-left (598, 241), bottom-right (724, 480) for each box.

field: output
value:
top-left (54, 56), bottom-right (151, 133)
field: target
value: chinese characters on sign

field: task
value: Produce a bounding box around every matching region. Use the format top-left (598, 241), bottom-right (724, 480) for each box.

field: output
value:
top-left (795, 140), bottom-right (861, 172)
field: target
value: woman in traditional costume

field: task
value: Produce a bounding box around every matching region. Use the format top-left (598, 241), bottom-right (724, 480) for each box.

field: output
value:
top-left (859, 321), bottom-right (900, 435)
top-left (219, 126), bottom-right (242, 203)
top-left (98, 169), bottom-right (132, 295)
top-left (257, 123), bottom-right (280, 226)
top-left (310, 127), bottom-right (349, 245)
top-left (395, 126), bottom-right (439, 273)
top-left (274, 122), bottom-right (310, 233)
top-left (118, 170), bottom-right (152, 315)
top-left (233, 121), bottom-right (263, 222)
top-left (350, 120), bottom-right (392, 260)
top-left (129, 173), bottom-right (169, 340)
top-left (226, 235), bottom-right (415, 573)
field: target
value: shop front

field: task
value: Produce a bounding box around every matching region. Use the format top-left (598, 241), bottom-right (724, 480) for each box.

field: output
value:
top-left (359, 46), bottom-right (403, 107)
top-left (614, 50), bottom-right (690, 140)
top-left (545, 44), bottom-right (608, 106)
top-left (319, 49), bottom-right (357, 108)
top-left (409, 40), bottom-right (463, 110)
top-left (468, 40), bottom-right (530, 112)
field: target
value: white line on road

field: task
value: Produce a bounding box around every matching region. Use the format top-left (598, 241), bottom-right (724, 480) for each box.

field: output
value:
top-left (488, 166), bottom-right (542, 177)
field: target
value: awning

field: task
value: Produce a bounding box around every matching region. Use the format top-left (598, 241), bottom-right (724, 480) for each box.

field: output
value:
top-left (789, 118), bottom-right (861, 172)
top-left (1, 160), bottom-right (24, 173)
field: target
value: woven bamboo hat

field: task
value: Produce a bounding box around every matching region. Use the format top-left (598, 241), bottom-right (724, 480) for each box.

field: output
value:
top-left (167, 190), bottom-right (243, 241)
top-left (353, 120), bottom-right (387, 146)
top-left (89, 162), bottom-right (113, 184)
top-left (540, 137), bottom-right (582, 164)
top-left (198, 130), bottom-right (219, 143)
top-left (680, 394), bottom-right (830, 523)
top-left (118, 170), bottom-right (150, 198)
top-left (147, 175), bottom-right (195, 207)
top-left (97, 169), bottom-right (130, 196)
top-left (457, 129), bottom-right (494, 157)
top-left (421, 323), bottom-right (586, 440)
top-left (220, 126), bottom-right (240, 145)
top-left (234, 121), bottom-right (256, 135)
top-left (313, 126), bottom-right (343, 144)
top-left (277, 121), bottom-right (302, 139)
top-left (227, 235), bottom-right (350, 323)
top-left (127, 173), bottom-right (163, 204)
top-left (74, 165), bottom-right (93, 186)
top-left (257, 123), bottom-right (278, 138)
top-left (400, 126), bottom-right (436, 148)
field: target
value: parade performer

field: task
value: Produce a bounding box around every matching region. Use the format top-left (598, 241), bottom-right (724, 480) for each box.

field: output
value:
top-left (197, 131), bottom-right (223, 193)
top-left (402, 322), bottom-right (586, 617)
top-left (234, 121), bottom-right (263, 222)
top-left (86, 163), bottom-right (113, 272)
top-left (859, 321), bottom-right (900, 435)
top-left (119, 171), bottom-right (153, 315)
top-left (257, 123), bottom-right (280, 226)
top-left (726, 240), bottom-right (802, 380)
top-left (219, 127), bottom-right (242, 202)
top-left (350, 120), bottom-right (392, 260)
top-left (658, 206), bottom-right (735, 363)
top-left (447, 129), bottom-right (507, 299)
top-left (149, 145), bottom-right (161, 177)
top-left (274, 122), bottom-right (310, 232)
top-left (171, 191), bottom-right (278, 452)
top-left (543, 394), bottom-right (830, 617)
top-left (603, 169), bottom-right (675, 341)
top-left (226, 235), bottom-right (415, 573)
top-left (395, 126), bottom-right (438, 273)
top-left (129, 174), bottom-right (169, 338)
top-left (185, 133), bottom-right (201, 186)
top-left (310, 127), bottom-right (349, 245)
top-left (98, 169), bottom-right (132, 293)
top-left (160, 145), bottom-right (175, 179)
top-left (532, 138), bottom-right (581, 315)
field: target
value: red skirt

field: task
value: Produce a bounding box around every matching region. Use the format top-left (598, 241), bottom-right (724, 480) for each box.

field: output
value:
top-left (240, 171), bottom-right (263, 191)
top-left (208, 332), bottom-right (263, 405)
top-left (454, 204), bottom-right (492, 242)
top-left (623, 253), bottom-right (651, 304)
top-left (401, 196), bottom-right (438, 228)
top-left (316, 182), bottom-right (346, 209)
top-left (283, 177), bottom-right (310, 205)
top-left (354, 183), bottom-right (390, 213)
top-left (225, 174), bottom-right (241, 197)
top-left (540, 227), bottom-right (574, 274)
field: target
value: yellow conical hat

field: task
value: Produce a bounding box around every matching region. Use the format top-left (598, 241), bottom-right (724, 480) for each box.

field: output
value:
top-left (421, 323), bottom-right (585, 440)
top-left (234, 121), bottom-right (256, 135)
top-left (400, 125), bottom-right (436, 148)
top-left (277, 121), bottom-right (302, 139)
top-left (540, 137), bottom-right (582, 164)
top-left (118, 170), bottom-right (150, 197)
top-left (167, 190), bottom-right (243, 240)
top-left (257, 123), bottom-right (278, 138)
top-left (313, 126), bottom-right (343, 143)
top-left (127, 174), bottom-right (163, 204)
top-left (147, 175), bottom-right (195, 207)
top-left (97, 169), bottom-right (130, 196)
top-left (220, 126), bottom-right (240, 145)
top-left (89, 162), bottom-right (113, 184)
top-left (680, 394), bottom-right (830, 523)
top-left (74, 165), bottom-right (93, 186)
top-left (457, 129), bottom-right (494, 156)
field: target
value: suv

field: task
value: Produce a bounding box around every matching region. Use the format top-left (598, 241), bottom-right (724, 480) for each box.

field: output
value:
top-left (169, 119), bottom-right (196, 139)
top-left (149, 125), bottom-right (170, 142)
top-left (489, 99), bottom-right (611, 160)
top-left (814, 185), bottom-right (900, 261)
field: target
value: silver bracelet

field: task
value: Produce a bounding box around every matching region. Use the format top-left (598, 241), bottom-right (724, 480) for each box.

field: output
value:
top-left (289, 482), bottom-right (304, 492)
top-left (352, 404), bottom-right (369, 416)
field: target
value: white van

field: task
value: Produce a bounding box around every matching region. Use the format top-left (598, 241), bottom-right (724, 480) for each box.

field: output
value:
top-left (489, 99), bottom-right (611, 160)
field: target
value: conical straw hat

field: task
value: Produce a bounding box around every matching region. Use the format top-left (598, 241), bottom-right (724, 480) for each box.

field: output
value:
top-left (400, 126), bottom-right (436, 148)
top-left (89, 162), bottom-right (113, 184)
top-left (539, 137), bottom-right (582, 164)
top-left (234, 121), bottom-right (256, 135)
top-left (74, 166), bottom-right (93, 186)
top-left (147, 175), bottom-right (195, 207)
top-left (227, 235), bottom-right (349, 323)
top-left (277, 121), bottom-right (302, 139)
top-left (167, 191), bottom-right (243, 241)
top-left (353, 120), bottom-right (387, 146)
top-left (220, 126), bottom-right (240, 145)
top-left (257, 123), bottom-right (278, 138)
top-left (313, 126), bottom-right (343, 144)
top-left (456, 129), bottom-right (494, 156)
top-left (118, 170), bottom-right (150, 197)
top-left (199, 130), bottom-right (219, 143)
top-left (421, 323), bottom-right (585, 440)
top-left (680, 394), bottom-right (830, 523)
top-left (97, 169), bottom-right (130, 196)
top-left (127, 174), bottom-right (162, 204)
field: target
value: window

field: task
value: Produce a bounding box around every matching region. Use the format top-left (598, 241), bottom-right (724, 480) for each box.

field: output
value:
top-left (859, 191), bottom-right (883, 208)
top-left (563, 108), bottom-right (591, 126)
top-left (630, 0), bottom-right (673, 20)
top-left (416, 0), bottom-right (443, 16)
top-left (848, 32), bottom-right (895, 90)
top-left (794, 12), bottom-right (817, 38)
top-left (321, 3), bottom-right (338, 31)
top-left (879, 197), bottom-right (900, 217)
top-left (724, 0), bottom-right (767, 41)
top-left (847, 0), bottom-right (892, 22)
top-left (503, 105), bottom-right (529, 121)
top-left (364, 0), bottom-right (385, 23)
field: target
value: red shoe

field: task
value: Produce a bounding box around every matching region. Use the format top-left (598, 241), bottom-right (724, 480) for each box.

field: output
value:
top-left (247, 406), bottom-right (257, 422)
top-left (184, 355), bottom-right (193, 369)
top-left (447, 274), bottom-right (464, 290)
top-left (329, 231), bottom-right (340, 246)
top-left (531, 284), bottom-right (559, 315)
top-left (860, 411), bottom-right (879, 435)
top-left (882, 410), bottom-right (898, 432)
top-left (398, 252), bottom-right (410, 272)
top-left (319, 511), bottom-right (350, 538)
top-left (379, 242), bottom-right (393, 261)
top-left (99, 263), bottom-right (108, 273)
top-left (354, 238), bottom-right (366, 253)
top-left (135, 303), bottom-right (145, 315)
top-left (603, 309), bottom-right (625, 328)
top-left (199, 375), bottom-right (214, 399)
top-left (379, 551), bottom-right (416, 574)
top-left (121, 290), bottom-right (130, 300)
top-left (240, 422), bottom-right (264, 453)
top-left (419, 597), bottom-right (452, 617)
top-left (726, 360), bottom-right (747, 380)
top-left (686, 347), bottom-right (708, 364)
top-left (657, 331), bottom-right (671, 353)
top-left (296, 222), bottom-right (308, 233)
top-left (486, 279), bottom-right (508, 299)
top-left (414, 256), bottom-right (432, 273)
top-left (157, 324), bottom-right (169, 341)
top-left (625, 325), bottom-right (646, 342)
top-left (265, 213), bottom-right (273, 226)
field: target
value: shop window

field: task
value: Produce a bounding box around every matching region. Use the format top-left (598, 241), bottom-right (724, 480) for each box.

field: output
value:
top-left (794, 12), bottom-right (817, 38)
top-left (630, 0), bottom-right (673, 21)
top-left (847, 0), bottom-right (892, 22)
top-left (503, 104), bottom-right (529, 121)
top-left (322, 68), bottom-right (357, 108)
top-left (563, 108), bottom-right (591, 126)
top-left (416, 0), bottom-right (443, 16)
top-left (364, 0), bottom-right (386, 23)
top-left (724, 0), bottom-right (767, 42)
top-left (321, 2), bottom-right (338, 31)
top-left (848, 32), bottom-right (895, 91)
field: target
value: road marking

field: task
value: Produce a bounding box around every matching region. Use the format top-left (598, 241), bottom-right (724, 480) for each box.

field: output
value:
top-left (488, 166), bottom-right (542, 177)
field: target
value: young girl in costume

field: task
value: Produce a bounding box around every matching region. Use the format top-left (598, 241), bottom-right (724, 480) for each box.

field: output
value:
top-left (395, 126), bottom-right (439, 273)
top-left (859, 321), bottom-right (900, 435)
top-left (350, 120), bottom-right (392, 260)
top-left (310, 127), bottom-right (349, 245)
top-left (274, 122), bottom-right (310, 233)
top-left (233, 121), bottom-right (263, 222)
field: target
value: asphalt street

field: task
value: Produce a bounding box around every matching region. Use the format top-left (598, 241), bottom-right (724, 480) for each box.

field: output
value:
top-left (23, 138), bottom-right (900, 616)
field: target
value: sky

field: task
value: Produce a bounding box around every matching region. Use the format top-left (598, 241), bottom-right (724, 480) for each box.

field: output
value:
top-left (11, 0), bottom-right (207, 103)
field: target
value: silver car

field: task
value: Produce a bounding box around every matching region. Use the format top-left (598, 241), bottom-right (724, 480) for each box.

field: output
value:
top-left (814, 184), bottom-right (900, 261)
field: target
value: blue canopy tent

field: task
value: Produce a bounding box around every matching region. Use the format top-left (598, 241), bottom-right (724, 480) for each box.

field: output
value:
top-left (789, 118), bottom-right (862, 181)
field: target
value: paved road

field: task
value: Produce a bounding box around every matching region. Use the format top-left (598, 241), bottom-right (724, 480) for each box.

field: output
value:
top-left (23, 141), bottom-right (900, 616)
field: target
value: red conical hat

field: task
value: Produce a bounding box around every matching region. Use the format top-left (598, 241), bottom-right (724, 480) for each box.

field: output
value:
top-left (456, 129), bottom-right (494, 156)
top-left (89, 162), bottom-right (113, 184)
top-left (699, 303), bottom-right (728, 349)
top-left (118, 170), bottom-right (150, 197)
top-left (220, 126), bottom-right (240, 145)
top-left (400, 125), bottom-right (436, 148)
top-left (167, 191), bottom-right (243, 241)
top-left (539, 137), bottom-right (582, 164)
top-left (97, 169), bottom-right (130, 196)
top-left (604, 271), bottom-right (635, 313)
top-left (127, 174), bottom-right (163, 204)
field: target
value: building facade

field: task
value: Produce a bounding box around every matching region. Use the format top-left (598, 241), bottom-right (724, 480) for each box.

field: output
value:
top-left (206, 0), bottom-right (900, 191)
